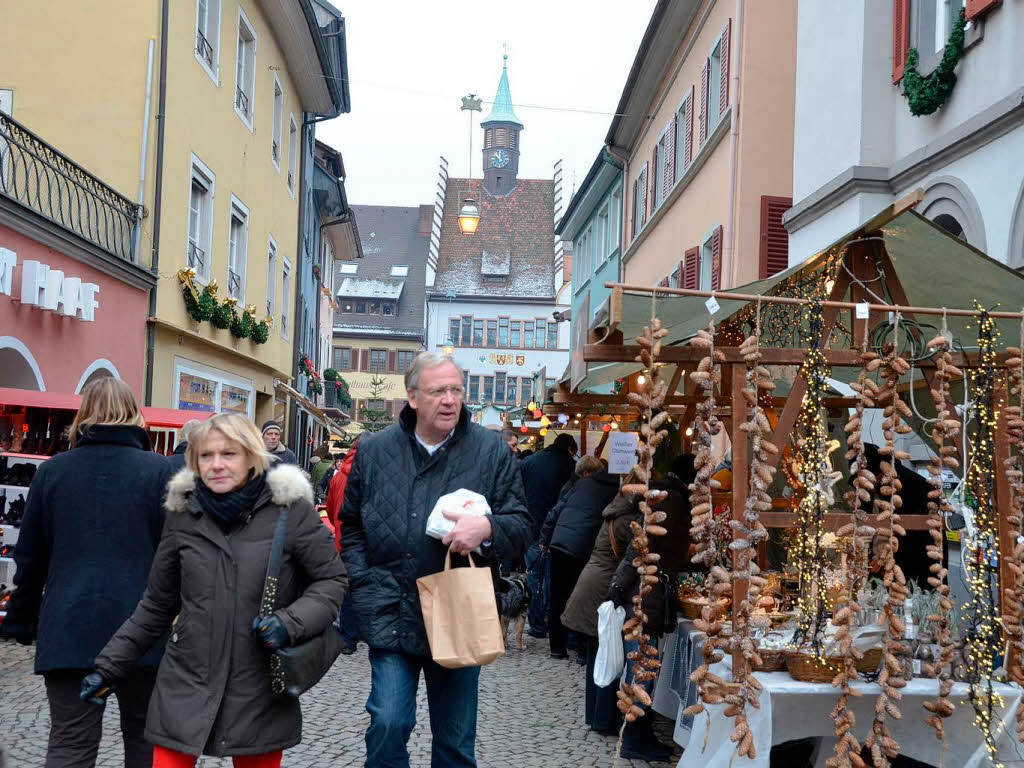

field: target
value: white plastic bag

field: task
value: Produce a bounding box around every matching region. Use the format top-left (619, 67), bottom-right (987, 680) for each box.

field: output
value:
top-left (593, 600), bottom-right (626, 687)
top-left (426, 488), bottom-right (491, 541)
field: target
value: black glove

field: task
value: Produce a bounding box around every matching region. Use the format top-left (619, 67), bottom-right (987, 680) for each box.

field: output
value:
top-left (80, 672), bottom-right (115, 706)
top-left (252, 614), bottom-right (290, 650)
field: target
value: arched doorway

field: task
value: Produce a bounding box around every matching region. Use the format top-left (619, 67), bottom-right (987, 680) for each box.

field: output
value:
top-left (0, 337), bottom-right (45, 391)
top-left (919, 176), bottom-right (986, 251)
top-left (75, 359), bottom-right (122, 393)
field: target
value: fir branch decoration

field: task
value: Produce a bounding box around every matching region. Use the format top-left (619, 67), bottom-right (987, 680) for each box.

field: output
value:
top-left (211, 299), bottom-right (234, 330)
top-left (902, 9), bottom-right (965, 117)
top-left (251, 319), bottom-right (270, 344)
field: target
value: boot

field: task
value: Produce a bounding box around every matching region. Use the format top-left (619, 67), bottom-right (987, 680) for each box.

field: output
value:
top-left (621, 713), bottom-right (674, 763)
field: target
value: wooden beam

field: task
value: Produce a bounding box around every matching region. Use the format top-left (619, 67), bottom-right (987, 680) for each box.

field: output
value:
top-left (584, 344), bottom-right (860, 366)
top-left (760, 511), bottom-right (933, 531)
top-left (667, 364), bottom-right (685, 397)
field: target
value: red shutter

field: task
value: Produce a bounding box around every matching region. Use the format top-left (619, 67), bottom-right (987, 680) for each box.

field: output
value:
top-left (892, 0), bottom-right (910, 83)
top-left (683, 247), bottom-right (700, 290)
top-left (662, 118), bottom-right (676, 196)
top-left (759, 195), bottom-right (792, 279)
top-left (720, 18), bottom-right (731, 116)
top-left (966, 0), bottom-right (1000, 20)
top-left (699, 60), bottom-right (709, 144)
top-left (388, 349), bottom-right (397, 373)
top-left (711, 225), bottom-right (723, 290)
top-left (360, 350), bottom-right (369, 371)
top-left (686, 86), bottom-right (694, 165)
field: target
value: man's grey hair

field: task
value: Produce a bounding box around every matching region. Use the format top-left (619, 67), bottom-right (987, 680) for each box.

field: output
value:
top-left (575, 455), bottom-right (603, 477)
top-left (404, 351), bottom-right (465, 391)
top-left (179, 419), bottom-right (202, 443)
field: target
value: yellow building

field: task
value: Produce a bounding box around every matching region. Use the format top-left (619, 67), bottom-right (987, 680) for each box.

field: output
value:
top-left (1, 0), bottom-right (348, 423)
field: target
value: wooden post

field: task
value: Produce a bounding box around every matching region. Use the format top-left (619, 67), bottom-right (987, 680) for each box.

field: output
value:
top-left (579, 419), bottom-right (587, 456)
top-left (994, 377), bottom-right (1018, 674)
top-left (730, 362), bottom-right (749, 672)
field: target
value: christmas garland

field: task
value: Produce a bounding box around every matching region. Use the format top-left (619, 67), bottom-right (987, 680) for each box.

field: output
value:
top-left (177, 269), bottom-right (272, 344)
top-left (902, 9), bottom-right (965, 117)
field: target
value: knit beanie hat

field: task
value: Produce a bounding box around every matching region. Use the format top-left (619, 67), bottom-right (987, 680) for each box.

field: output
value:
top-left (261, 420), bottom-right (283, 436)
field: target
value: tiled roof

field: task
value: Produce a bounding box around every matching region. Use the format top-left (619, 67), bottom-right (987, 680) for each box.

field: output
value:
top-left (434, 178), bottom-right (555, 299)
top-left (333, 204), bottom-right (429, 337)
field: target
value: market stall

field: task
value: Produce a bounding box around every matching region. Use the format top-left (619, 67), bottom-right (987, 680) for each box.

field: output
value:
top-left (575, 197), bottom-right (1024, 767)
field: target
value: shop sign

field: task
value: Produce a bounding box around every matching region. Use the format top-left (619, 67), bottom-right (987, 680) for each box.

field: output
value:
top-left (0, 247), bottom-right (100, 321)
top-left (607, 431), bottom-right (640, 475)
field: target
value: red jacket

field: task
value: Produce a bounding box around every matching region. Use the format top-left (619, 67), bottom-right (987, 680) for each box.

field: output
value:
top-left (325, 444), bottom-right (358, 551)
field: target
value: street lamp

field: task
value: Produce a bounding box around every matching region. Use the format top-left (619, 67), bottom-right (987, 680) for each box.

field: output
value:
top-left (458, 199), bottom-right (480, 235)
top-left (442, 337), bottom-right (455, 356)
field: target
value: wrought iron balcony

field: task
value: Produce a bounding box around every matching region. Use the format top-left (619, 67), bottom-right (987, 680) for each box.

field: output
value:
top-left (0, 111), bottom-right (141, 262)
top-left (228, 268), bottom-right (241, 298)
top-left (196, 30), bottom-right (215, 66)
top-left (187, 241), bottom-right (206, 273)
top-left (235, 87), bottom-right (250, 117)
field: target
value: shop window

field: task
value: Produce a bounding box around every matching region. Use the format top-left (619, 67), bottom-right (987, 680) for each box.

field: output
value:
top-left (176, 364), bottom-right (253, 417)
top-left (367, 399), bottom-right (386, 412)
top-left (195, 0), bottom-right (221, 79)
top-left (234, 9), bottom-right (256, 127)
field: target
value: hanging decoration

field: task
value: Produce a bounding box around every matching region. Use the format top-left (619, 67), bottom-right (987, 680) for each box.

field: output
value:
top-left (177, 269), bottom-right (272, 344)
top-left (865, 319), bottom-right (914, 768)
top-left (902, 9), bottom-right (966, 117)
top-left (616, 316), bottom-right (670, 741)
top-left (921, 330), bottom-right (961, 739)
top-left (962, 305), bottom-right (1005, 764)
top-left (1004, 335), bottom-right (1024, 743)
top-left (211, 296), bottom-right (235, 329)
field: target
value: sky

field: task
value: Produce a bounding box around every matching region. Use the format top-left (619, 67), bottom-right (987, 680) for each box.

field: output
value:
top-left (316, 0), bottom-right (658, 208)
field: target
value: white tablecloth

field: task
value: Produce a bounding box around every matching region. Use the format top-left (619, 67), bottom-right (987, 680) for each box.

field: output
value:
top-left (678, 671), bottom-right (1022, 768)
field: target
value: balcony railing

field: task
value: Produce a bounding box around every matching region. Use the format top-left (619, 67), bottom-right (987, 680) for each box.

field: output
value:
top-left (235, 87), bottom-right (250, 117)
top-left (196, 30), bottom-right (214, 66)
top-left (0, 111), bottom-right (141, 262)
top-left (187, 241), bottom-right (206, 273)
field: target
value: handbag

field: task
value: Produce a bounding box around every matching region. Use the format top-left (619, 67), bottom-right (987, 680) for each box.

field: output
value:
top-left (259, 505), bottom-right (343, 697)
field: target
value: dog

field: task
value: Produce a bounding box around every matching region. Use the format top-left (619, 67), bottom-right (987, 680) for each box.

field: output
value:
top-left (497, 575), bottom-right (531, 651)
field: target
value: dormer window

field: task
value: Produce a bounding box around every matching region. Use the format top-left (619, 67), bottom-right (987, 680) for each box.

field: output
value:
top-left (390, 265), bottom-right (409, 277)
top-left (340, 263), bottom-right (358, 274)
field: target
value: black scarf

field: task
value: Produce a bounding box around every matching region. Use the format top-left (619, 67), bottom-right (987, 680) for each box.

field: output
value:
top-left (194, 471), bottom-right (268, 530)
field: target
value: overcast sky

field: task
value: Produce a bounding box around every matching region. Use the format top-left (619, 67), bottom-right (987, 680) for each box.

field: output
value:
top-left (317, 0), bottom-right (657, 208)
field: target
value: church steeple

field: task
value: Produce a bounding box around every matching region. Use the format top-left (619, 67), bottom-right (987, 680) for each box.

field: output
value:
top-left (481, 53), bottom-right (523, 196)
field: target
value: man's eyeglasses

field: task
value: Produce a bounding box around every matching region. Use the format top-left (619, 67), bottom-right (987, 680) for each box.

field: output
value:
top-left (418, 385), bottom-right (464, 399)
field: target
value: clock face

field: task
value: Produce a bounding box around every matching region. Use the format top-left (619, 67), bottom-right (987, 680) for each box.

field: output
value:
top-left (490, 150), bottom-right (510, 169)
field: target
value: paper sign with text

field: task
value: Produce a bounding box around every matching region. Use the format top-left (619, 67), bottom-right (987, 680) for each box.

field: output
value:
top-left (607, 432), bottom-right (640, 475)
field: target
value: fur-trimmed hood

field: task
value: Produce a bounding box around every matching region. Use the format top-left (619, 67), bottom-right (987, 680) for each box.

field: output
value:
top-left (165, 462), bottom-right (313, 513)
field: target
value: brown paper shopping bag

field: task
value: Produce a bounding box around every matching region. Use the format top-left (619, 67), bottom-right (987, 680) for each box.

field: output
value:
top-left (416, 549), bottom-right (505, 669)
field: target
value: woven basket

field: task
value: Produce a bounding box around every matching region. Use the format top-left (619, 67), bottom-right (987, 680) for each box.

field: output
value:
top-left (679, 598), bottom-right (707, 620)
top-left (855, 646), bottom-right (884, 674)
top-left (784, 650), bottom-right (843, 683)
top-left (753, 648), bottom-right (787, 672)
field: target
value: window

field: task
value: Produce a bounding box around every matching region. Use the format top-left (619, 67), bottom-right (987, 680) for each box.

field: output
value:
top-left (367, 399), bottom-right (386, 412)
top-left (448, 318), bottom-right (460, 346)
top-left (495, 372), bottom-right (506, 403)
top-left (548, 323), bottom-right (557, 349)
top-left (187, 156), bottom-right (214, 282)
top-left (596, 205), bottom-right (609, 264)
top-left (368, 300), bottom-right (380, 315)
top-left (536, 321), bottom-right (547, 349)
top-left (469, 376), bottom-right (479, 403)
top-left (369, 349), bottom-right (387, 373)
top-left (654, 132), bottom-right (667, 209)
top-left (339, 262), bottom-right (358, 274)
top-left (397, 350), bottom-right (416, 371)
top-left (511, 321), bottom-right (521, 347)
top-left (333, 347), bottom-right (351, 371)
top-left (482, 376), bottom-right (494, 403)
top-left (390, 265), bottom-right (410, 277)
top-left (700, 234), bottom-right (714, 291)
top-left (487, 320), bottom-right (497, 347)
top-left (915, 0), bottom-right (964, 58)
top-left (266, 237), bottom-right (277, 316)
top-left (175, 362), bottom-right (254, 417)
top-left (382, 301), bottom-right (394, 316)
top-left (521, 378), bottom-right (533, 406)
top-left (234, 9), bottom-right (256, 126)
top-left (355, 300), bottom-right (366, 314)
top-left (546, 378), bottom-right (555, 392)
top-left (675, 93), bottom-right (692, 178)
top-left (610, 184), bottom-right (622, 254)
top-left (227, 197), bottom-right (248, 301)
top-left (473, 320), bottom-right (483, 346)
top-left (340, 301), bottom-right (353, 313)
top-left (524, 321), bottom-right (534, 348)
top-left (281, 257), bottom-right (291, 338)
top-left (271, 77), bottom-right (283, 168)
top-left (498, 317), bottom-right (509, 347)
top-left (461, 316), bottom-right (472, 345)
top-left (632, 164), bottom-right (648, 239)
top-left (195, 0), bottom-right (220, 78)
top-left (709, 43), bottom-right (722, 133)
top-left (287, 116), bottom-right (298, 193)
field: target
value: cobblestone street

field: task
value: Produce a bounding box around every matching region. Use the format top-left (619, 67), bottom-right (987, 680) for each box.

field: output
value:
top-left (0, 639), bottom-right (681, 767)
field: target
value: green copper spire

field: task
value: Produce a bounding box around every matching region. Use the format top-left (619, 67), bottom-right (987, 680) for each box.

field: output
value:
top-left (482, 53), bottom-right (523, 128)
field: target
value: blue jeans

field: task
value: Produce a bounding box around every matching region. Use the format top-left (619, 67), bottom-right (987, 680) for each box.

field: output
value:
top-left (524, 543), bottom-right (550, 635)
top-left (337, 592), bottom-right (359, 647)
top-left (365, 649), bottom-right (480, 768)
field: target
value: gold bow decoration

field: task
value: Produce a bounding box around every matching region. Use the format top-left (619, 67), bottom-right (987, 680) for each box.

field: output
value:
top-left (243, 303), bottom-right (258, 318)
top-left (176, 268), bottom-right (201, 302)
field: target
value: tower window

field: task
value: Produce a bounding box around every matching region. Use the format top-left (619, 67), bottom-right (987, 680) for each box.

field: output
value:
top-left (484, 130), bottom-right (493, 149)
top-left (509, 130), bottom-right (517, 150)
top-left (495, 127), bottom-right (508, 146)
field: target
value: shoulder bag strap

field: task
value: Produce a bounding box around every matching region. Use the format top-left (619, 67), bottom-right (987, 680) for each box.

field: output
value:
top-left (608, 521), bottom-right (620, 561)
top-left (259, 507), bottom-right (290, 617)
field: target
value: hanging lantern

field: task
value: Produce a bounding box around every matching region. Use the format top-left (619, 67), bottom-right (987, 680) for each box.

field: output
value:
top-left (602, 424), bottom-right (611, 433)
top-left (527, 400), bottom-right (537, 412)
top-left (520, 425), bottom-right (528, 434)
top-left (533, 409), bottom-right (542, 419)
top-left (540, 428), bottom-right (548, 436)
top-left (457, 198), bottom-right (480, 235)
top-left (611, 421), bottom-right (620, 430)
top-left (540, 415), bottom-right (550, 427)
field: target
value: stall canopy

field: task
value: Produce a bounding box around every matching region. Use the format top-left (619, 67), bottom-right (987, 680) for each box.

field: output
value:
top-left (0, 387), bottom-right (212, 428)
top-left (578, 208), bottom-right (1024, 391)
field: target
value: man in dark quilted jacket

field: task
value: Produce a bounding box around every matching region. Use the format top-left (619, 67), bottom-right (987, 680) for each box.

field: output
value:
top-left (340, 352), bottom-right (531, 767)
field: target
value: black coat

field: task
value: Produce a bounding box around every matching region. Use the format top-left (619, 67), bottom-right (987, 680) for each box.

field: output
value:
top-left (2, 425), bottom-right (172, 672)
top-left (340, 405), bottom-right (531, 657)
top-left (544, 470), bottom-right (620, 560)
top-left (96, 464), bottom-right (346, 757)
top-left (270, 444), bottom-right (299, 466)
top-left (167, 441), bottom-right (188, 473)
top-left (520, 446), bottom-right (576, 540)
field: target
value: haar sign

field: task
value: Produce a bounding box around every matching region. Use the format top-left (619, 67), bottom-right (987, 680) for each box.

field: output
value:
top-left (0, 247), bottom-right (100, 321)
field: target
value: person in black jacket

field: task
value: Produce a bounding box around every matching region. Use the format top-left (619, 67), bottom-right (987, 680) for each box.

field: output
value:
top-left (261, 420), bottom-right (298, 465)
top-left (166, 418), bottom-right (201, 473)
top-left (542, 458), bottom-right (619, 659)
top-left (340, 352), bottom-right (531, 768)
top-left (0, 378), bottom-right (173, 768)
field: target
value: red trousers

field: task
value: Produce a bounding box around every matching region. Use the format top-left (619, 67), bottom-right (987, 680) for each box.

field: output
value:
top-left (152, 745), bottom-right (282, 768)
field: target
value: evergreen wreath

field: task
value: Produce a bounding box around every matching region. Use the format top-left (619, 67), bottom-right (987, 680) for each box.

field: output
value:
top-left (229, 305), bottom-right (257, 339)
top-left (902, 9), bottom-right (965, 117)
top-left (251, 320), bottom-right (270, 344)
top-left (211, 300), bottom-right (234, 330)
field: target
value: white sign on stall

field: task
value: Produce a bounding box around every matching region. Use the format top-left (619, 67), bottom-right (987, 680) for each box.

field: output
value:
top-left (606, 431), bottom-right (640, 475)
top-left (0, 248), bottom-right (100, 321)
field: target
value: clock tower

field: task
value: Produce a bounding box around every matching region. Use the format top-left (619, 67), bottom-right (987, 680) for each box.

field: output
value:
top-left (481, 54), bottom-right (523, 197)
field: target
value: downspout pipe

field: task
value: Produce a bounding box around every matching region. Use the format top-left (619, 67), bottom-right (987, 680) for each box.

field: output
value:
top-left (144, 0), bottom-right (169, 407)
top-left (724, 0), bottom-right (745, 289)
top-left (605, 143), bottom-right (629, 282)
top-left (135, 38), bottom-right (155, 259)
top-left (289, 119), bottom-right (310, 456)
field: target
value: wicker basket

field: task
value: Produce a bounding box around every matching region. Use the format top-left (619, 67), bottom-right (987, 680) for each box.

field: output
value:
top-left (784, 650), bottom-right (843, 683)
top-left (679, 597), bottom-right (707, 620)
top-left (855, 646), bottom-right (884, 674)
top-left (753, 648), bottom-right (787, 672)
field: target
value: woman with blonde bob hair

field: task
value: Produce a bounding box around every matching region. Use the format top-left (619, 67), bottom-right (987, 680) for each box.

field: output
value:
top-left (1, 377), bottom-right (173, 768)
top-left (86, 412), bottom-right (347, 768)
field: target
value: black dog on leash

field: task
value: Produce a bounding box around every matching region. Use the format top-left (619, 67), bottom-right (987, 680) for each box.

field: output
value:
top-left (497, 575), bottom-right (531, 650)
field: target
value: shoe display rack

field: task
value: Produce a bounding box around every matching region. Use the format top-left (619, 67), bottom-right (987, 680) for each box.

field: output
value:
top-left (0, 452), bottom-right (44, 603)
